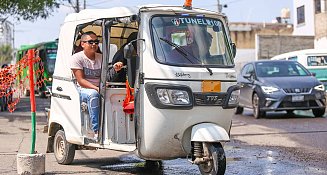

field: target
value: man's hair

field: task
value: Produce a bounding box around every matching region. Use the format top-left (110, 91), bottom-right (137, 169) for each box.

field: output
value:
top-left (81, 31), bottom-right (97, 41)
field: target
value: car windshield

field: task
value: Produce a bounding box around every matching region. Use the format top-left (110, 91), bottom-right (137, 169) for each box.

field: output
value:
top-left (151, 15), bottom-right (233, 67)
top-left (255, 62), bottom-right (310, 77)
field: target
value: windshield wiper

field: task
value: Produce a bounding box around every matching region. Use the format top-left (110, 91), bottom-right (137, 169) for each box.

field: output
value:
top-left (159, 37), bottom-right (189, 58)
top-left (159, 37), bottom-right (213, 76)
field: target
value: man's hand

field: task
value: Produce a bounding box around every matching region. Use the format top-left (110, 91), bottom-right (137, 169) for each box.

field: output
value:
top-left (113, 62), bottom-right (124, 72)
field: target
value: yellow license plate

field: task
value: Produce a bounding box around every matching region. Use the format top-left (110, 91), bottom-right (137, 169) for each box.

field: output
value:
top-left (202, 80), bottom-right (221, 92)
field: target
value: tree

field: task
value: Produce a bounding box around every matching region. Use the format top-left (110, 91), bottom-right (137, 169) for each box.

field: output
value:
top-left (0, 0), bottom-right (61, 21)
top-left (0, 44), bottom-right (13, 65)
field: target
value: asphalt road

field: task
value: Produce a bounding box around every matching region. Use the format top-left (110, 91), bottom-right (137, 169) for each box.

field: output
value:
top-left (0, 96), bottom-right (327, 174)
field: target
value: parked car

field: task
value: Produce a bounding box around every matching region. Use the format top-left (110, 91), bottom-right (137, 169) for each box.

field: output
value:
top-left (236, 60), bottom-right (326, 118)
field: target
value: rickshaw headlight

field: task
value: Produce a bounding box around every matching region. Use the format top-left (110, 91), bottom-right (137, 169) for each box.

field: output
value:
top-left (157, 89), bottom-right (191, 105)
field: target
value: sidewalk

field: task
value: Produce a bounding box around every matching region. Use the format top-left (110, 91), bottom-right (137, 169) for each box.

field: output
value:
top-left (0, 97), bottom-right (127, 175)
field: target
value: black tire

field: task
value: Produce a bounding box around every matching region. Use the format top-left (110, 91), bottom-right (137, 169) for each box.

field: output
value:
top-left (286, 110), bottom-right (294, 116)
top-left (54, 130), bottom-right (75, 165)
top-left (252, 93), bottom-right (265, 119)
top-left (0, 96), bottom-right (5, 112)
top-left (312, 108), bottom-right (325, 117)
top-left (198, 143), bottom-right (226, 175)
top-left (39, 91), bottom-right (47, 98)
top-left (145, 160), bottom-right (162, 169)
top-left (235, 106), bottom-right (244, 115)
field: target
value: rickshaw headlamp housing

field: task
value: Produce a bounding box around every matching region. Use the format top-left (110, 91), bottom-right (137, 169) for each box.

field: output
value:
top-left (156, 89), bottom-right (190, 105)
top-left (145, 83), bottom-right (193, 109)
top-left (228, 89), bottom-right (240, 105)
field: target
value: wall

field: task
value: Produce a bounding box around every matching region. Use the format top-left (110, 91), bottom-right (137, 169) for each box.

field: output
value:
top-left (229, 22), bottom-right (293, 49)
top-left (256, 35), bottom-right (314, 59)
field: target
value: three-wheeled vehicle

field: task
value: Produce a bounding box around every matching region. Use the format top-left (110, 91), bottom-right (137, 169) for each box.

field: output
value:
top-left (47, 2), bottom-right (239, 174)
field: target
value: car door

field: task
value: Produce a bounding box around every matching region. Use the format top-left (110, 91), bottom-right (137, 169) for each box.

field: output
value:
top-left (238, 63), bottom-right (255, 108)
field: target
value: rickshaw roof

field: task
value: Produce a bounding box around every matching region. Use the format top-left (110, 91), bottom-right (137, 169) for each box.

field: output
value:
top-left (64, 5), bottom-right (223, 23)
top-left (64, 6), bottom-right (139, 22)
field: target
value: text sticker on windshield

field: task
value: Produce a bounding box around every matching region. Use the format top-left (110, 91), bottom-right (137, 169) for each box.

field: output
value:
top-left (171, 18), bottom-right (220, 27)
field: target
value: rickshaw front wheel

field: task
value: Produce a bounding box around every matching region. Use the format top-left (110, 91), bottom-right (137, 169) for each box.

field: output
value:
top-left (54, 130), bottom-right (76, 165)
top-left (198, 143), bottom-right (226, 175)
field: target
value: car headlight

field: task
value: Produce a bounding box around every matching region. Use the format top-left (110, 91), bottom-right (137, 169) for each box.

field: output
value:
top-left (261, 86), bottom-right (279, 94)
top-left (157, 89), bottom-right (190, 105)
top-left (314, 84), bottom-right (325, 91)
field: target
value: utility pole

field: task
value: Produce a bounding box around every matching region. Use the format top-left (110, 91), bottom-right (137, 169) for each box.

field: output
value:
top-left (84, 0), bottom-right (86, 9)
top-left (76, 0), bottom-right (80, 12)
top-left (217, 0), bottom-right (222, 13)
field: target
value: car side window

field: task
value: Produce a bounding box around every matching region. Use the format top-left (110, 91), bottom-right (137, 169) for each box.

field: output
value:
top-left (241, 64), bottom-right (250, 75)
top-left (246, 64), bottom-right (254, 75)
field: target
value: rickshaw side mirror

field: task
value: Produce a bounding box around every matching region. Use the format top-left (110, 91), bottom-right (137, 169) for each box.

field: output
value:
top-left (231, 43), bottom-right (237, 58)
top-left (123, 43), bottom-right (134, 60)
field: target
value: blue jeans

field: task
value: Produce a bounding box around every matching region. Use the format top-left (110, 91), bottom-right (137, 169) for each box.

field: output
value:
top-left (79, 87), bottom-right (99, 132)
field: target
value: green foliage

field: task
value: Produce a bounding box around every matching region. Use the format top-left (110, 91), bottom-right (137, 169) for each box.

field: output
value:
top-left (0, 0), bottom-right (61, 21)
top-left (0, 44), bottom-right (13, 65)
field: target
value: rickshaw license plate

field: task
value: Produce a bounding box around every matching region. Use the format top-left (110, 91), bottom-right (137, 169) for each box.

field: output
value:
top-left (292, 95), bottom-right (304, 102)
top-left (202, 81), bottom-right (221, 92)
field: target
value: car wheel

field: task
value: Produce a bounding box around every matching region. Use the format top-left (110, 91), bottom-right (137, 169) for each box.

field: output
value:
top-left (54, 130), bottom-right (75, 165)
top-left (312, 108), bottom-right (325, 118)
top-left (235, 106), bottom-right (243, 115)
top-left (252, 93), bottom-right (265, 119)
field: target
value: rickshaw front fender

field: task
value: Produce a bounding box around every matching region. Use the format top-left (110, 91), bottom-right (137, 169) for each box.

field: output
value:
top-left (191, 123), bottom-right (230, 142)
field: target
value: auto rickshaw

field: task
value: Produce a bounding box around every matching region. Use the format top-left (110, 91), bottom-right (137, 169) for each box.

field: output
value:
top-left (46, 1), bottom-right (239, 174)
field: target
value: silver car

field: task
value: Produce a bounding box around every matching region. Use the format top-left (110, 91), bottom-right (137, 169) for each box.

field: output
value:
top-left (236, 60), bottom-right (326, 118)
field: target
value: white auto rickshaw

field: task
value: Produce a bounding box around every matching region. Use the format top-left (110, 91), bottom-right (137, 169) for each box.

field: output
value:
top-left (47, 2), bottom-right (239, 175)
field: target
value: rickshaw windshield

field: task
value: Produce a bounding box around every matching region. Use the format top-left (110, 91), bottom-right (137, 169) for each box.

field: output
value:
top-left (151, 15), bottom-right (233, 67)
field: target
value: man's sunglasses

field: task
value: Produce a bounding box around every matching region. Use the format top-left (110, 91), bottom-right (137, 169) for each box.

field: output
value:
top-left (82, 39), bottom-right (100, 45)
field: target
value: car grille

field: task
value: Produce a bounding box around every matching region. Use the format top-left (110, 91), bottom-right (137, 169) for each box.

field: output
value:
top-left (280, 100), bottom-right (318, 108)
top-left (283, 88), bottom-right (311, 94)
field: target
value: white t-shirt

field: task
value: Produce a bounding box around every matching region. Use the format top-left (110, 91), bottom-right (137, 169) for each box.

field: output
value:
top-left (71, 51), bottom-right (102, 87)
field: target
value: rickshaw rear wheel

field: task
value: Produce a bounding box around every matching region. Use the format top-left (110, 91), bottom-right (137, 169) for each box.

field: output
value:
top-left (54, 130), bottom-right (75, 165)
top-left (198, 143), bottom-right (226, 175)
top-left (234, 106), bottom-right (243, 114)
top-left (145, 160), bottom-right (162, 169)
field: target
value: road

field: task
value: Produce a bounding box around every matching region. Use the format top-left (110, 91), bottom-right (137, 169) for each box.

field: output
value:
top-left (0, 97), bottom-right (327, 174)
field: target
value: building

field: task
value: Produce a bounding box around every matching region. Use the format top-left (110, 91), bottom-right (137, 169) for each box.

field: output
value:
top-left (0, 19), bottom-right (14, 48)
top-left (230, 22), bottom-right (294, 72)
top-left (293, 0), bottom-right (327, 49)
top-left (293, 0), bottom-right (315, 36)
top-left (313, 0), bottom-right (327, 49)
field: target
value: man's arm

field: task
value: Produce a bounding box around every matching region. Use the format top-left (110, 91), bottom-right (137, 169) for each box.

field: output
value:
top-left (72, 69), bottom-right (99, 92)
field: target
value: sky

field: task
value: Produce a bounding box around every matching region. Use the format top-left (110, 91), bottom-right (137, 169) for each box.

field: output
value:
top-left (11, 0), bottom-right (293, 49)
